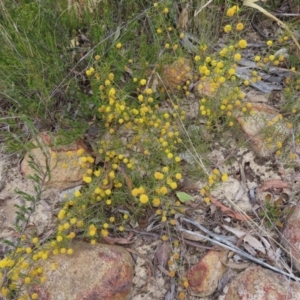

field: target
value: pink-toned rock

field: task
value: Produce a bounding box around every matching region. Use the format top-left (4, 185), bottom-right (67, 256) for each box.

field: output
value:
top-left (236, 102), bottom-right (291, 157)
top-left (281, 206), bottom-right (300, 272)
top-left (187, 248), bottom-right (227, 297)
top-left (224, 265), bottom-right (300, 300)
top-left (30, 241), bottom-right (134, 300)
top-left (21, 132), bottom-right (91, 190)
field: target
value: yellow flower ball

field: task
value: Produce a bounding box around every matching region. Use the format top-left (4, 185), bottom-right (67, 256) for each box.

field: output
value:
top-left (101, 229), bottom-right (109, 237)
top-left (161, 235), bottom-right (168, 241)
top-left (175, 173), bottom-right (182, 180)
top-left (31, 293), bottom-right (39, 300)
top-left (224, 25), bottom-right (232, 33)
top-left (254, 55), bottom-right (261, 62)
top-left (158, 186), bottom-right (168, 195)
top-left (74, 190), bottom-right (81, 197)
top-left (232, 5), bottom-right (240, 13)
top-left (234, 53), bottom-right (241, 61)
top-left (269, 55), bottom-right (275, 61)
top-left (169, 182), bottom-right (177, 189)
top-left (221, 173), bottom-right (228, 182)
top-left (32, 237), bottom-right (39, 244)
top-left (238, 39), bottom-right (247, 49)
top-left (152, 197), bottom-right (161, 207)
top-left (167, 153), bottom-right (173, 159)
top-left (145, 88), bottom-right (153, 94)
top-left (56, 235), bottom-right (63, 242)
top-left (226, 8), bottom-right (234, 17)
top-left (228, 68), bottom-right (235, 75)
top-left (83, 176), bottom-right (92, 183)
top-left (116, 42), bottom-right (122, 49)
top-left (140, 79), bottom-right (147, 85)
top-left (154, 172), bottom-right (164, 180)
top-left (139, 194), bottom-right (149, 204)
top-left (236, 23), bottom-right (244, 31)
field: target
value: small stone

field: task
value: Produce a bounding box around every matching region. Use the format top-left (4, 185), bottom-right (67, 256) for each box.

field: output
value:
top-left (245, 90), bottom-right (269, 103)
top-left (187, 248), bottom-right (227, 297)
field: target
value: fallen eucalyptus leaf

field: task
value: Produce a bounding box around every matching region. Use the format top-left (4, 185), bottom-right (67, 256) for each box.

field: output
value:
top-left (222, 224), bottom-right (246, 238)
top-left (244, 234), bottom-right (266, 254)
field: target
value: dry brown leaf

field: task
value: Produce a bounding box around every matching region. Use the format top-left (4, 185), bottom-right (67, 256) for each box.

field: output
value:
top-left (243, 234), bottom-right (266, 254)
top-left (157, 265), bottom-right (172, 276)
top-left (177, 7), bottom-right (189, 30)
top-left (209, 196), bottom-right (253, 221)
top-left (222, 225), bottom-right (246, 238)
top-left (118, 166), bottom-right (133, 190)
top-left (156, 242), bottom-right (172, 267)
top-left (258, 179), bottom-right (289, 193)
top-left (124, 65), bottom-right (133, 76)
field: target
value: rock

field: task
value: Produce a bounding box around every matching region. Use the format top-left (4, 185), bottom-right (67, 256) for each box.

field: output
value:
top-left (0, 150), bottom-right (60, 242)
top-left (30, 241), bottom-right (134, 300)
top-left (161, 58), bottom-right (193, 91)
top-left (281, 205), bottom-right (300, 272)
top-left (245, 90), bottom-right (269, 103)
top-left (21, 132), bottom-right (91, 190)
top-left (211, 177), bottom-right (252, 213)
top-left (187, 248), bottom-right (228, 297)
top-left (223, 265), bottom-right (300, 299)
top-left (236, 102), bottom-right (291, 157)
top-left (28, 202), bottom-right (52, 236)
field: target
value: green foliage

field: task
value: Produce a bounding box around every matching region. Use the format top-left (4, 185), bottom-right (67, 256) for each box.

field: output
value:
top-left (1, 0), bottom-right (300, 298)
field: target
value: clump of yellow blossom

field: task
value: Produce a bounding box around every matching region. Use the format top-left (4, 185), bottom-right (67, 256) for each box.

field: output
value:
top-left (236, 23), bottom-right (244, 31)
top-left (221, 173), bottom-right (228, 182)
top-left (224, 25), bottom-right (232, 33)
top-left (238, 39), bottom-right (247, 49)
top-left (139, 194), bottom-right (149, 204)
